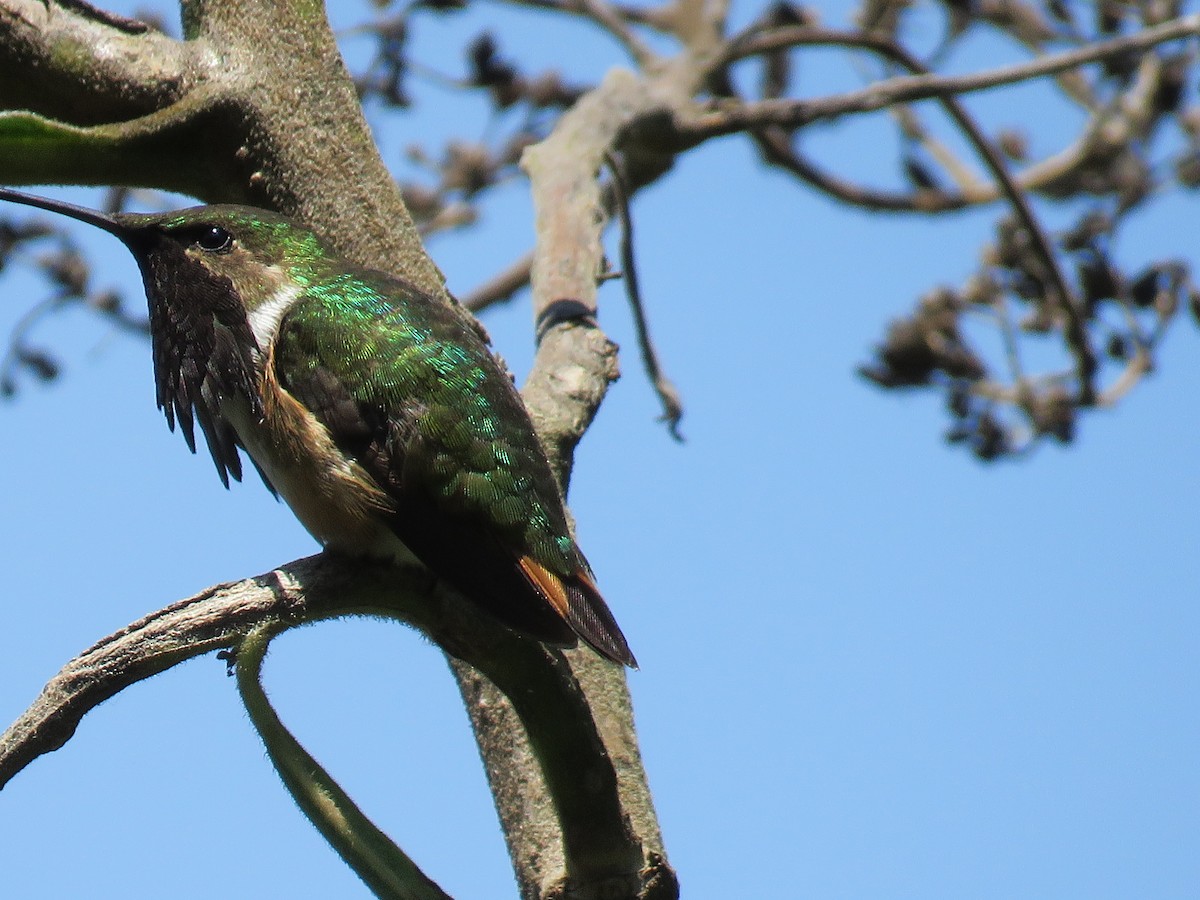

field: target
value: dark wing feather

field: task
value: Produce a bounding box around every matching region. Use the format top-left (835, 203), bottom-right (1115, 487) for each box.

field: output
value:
top-left (136, 234), bottom-right (260, 488)
top-left (520, 557), bottom-right (637, 668)
top-left (273, 271), bottom-right (635, 665)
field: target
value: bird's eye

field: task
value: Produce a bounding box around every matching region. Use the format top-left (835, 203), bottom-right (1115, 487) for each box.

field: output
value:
top-left (195, 225), bottom-right (233, 253)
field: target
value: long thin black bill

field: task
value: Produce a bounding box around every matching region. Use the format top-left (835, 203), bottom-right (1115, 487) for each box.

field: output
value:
top-left (0, 187), bottom-right (130, 239)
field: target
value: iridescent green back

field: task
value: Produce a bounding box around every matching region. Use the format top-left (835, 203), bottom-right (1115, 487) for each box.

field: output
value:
top-left (273, 269), bottom-right (582, 577)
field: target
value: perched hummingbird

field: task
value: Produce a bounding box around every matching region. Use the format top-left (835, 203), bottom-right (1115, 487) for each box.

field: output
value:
top-left (0, 187), bottom-right (635, 667)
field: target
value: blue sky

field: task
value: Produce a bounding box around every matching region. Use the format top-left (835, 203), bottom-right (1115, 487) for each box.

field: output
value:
top-left (1, 2), bottom-right (1197, 897)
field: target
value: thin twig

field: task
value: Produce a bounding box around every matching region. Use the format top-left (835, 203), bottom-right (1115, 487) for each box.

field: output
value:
top-left (992, 290), bottom-right (1026, 388)
top-left (694, 29), bottom-right (1103, 401)
top-left (494, 0), bottom-right (661, 66)
top-left (0, 294), bottom-right (65, 389)
top-left (236, 625), bottom-right (452, 900)
top-left (721, 16), bottom-right (1200, 88)
top-left (493, 0), bottom-right (677, 34)
top-left (883, 44), bottom-right (1097, 402)
top-left (883, 35), bottom-right (1097, 403)
top-left (737, 93), bottom-right (1132, 210)
top-left (681, 17), bottom-right (1200, 141)
top-left (753, 125), bottom-right (969, 212)
top-left (54, 0), bottom-right (151, 34)
top-left (1097, 347), bottom-right (1153, 407)
top-left (461, 250), bottom-right (534, 312)
top-left (578, 0), bottom-right (659, 68)
top-left (892, 105), bottom-right (979, 195)
top-left (606, 152), bottom-right (684, 441)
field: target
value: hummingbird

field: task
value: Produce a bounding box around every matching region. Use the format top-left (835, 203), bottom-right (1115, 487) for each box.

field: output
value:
top-left (0, 187), bottom-right (635, 667)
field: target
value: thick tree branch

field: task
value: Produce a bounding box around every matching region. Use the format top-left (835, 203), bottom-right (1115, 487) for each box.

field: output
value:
top-left (0, 94), bottom-right (255, 199)
top-left (0, 551), bottom-right (653, 896)
top-left (1, 0), bottom-right (438, 287)
top-left (485, 51), bottom-right (732, 896)
top-left (0, 556), bottom-right (423, 789)
top-left (0, 0), bottom-right (187, 123)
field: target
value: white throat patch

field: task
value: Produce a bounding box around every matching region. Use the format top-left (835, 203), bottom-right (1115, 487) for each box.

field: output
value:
top-left (248, 278), bottom-right (303, 353)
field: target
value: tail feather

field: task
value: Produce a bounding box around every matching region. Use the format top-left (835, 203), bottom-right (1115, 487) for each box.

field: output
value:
top-left (519, 557), bottom-right (637, 668)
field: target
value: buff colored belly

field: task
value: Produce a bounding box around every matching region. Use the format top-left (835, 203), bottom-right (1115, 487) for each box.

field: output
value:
top-left (220, 388), bottom-right (418, 566)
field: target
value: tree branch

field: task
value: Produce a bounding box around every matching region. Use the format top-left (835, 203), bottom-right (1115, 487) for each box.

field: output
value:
top-left (462, 250), bottom-right (534, 313)
top-left (751, 126), bottom-right (971, 212)
top-left (0, 555), bottom-right (422, 789)
top-left (236, 623), bottom-right (453, 900)
top-left (0, 94), bottom-right (257, 200)
top-left (0, 0), bottom-right (187, 124)
top-left (722, 15), bottom-right (1200, 92)
top-left (681, 16), bottom-right (1200, 140)
top-left (673, 27), bottom-right (1105, 402)
top-left (494, 0), bottom-right (679, 37)
top-left (0, 551), bottom-right (656, 897)
top-left (608, 153), bottom-right (684, 439)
